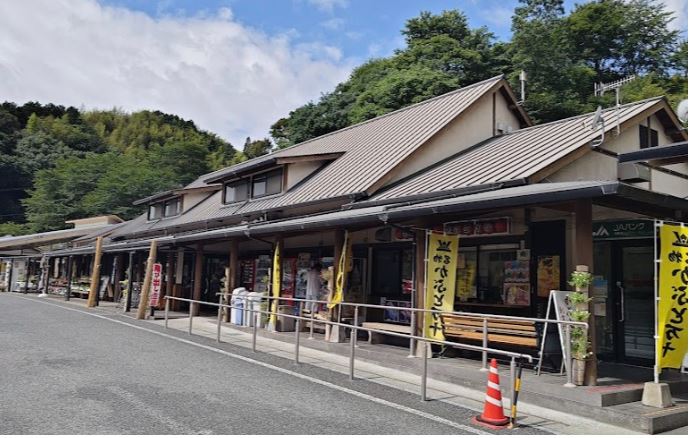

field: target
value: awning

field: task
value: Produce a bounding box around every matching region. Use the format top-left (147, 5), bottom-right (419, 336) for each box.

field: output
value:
top-left (44, 181), bottom-right (687, 256)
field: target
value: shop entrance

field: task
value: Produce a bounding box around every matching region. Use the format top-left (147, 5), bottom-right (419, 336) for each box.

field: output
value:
top-left (594, 239), bottom-right (655, 365)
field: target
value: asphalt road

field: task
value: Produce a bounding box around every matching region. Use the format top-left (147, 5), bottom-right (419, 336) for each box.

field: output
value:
top-left (0, 294), bottom-right (544, 435)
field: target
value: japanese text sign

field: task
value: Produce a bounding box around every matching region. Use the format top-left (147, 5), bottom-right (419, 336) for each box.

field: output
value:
top-left (149, 263), bottom-right (162, 307)
top-left (424, 232), bottom-right (459, 341)
top-left (657, 224), bottom-right (688, 369)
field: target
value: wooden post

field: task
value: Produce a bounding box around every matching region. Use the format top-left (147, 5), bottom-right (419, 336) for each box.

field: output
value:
top-left (113, 253), bottom-right (125, 303)
top-left (225, 240), bottom-right (238, 322)
top-left (192, 244), bottom-right (203, 316)
top-left (574, 199), bottom-right (598, 386)
top-left (136, 240), bottom-right (158, 320)
top-left (87, 237), bottom-right (104, 307)
top-left (165, 251), bottom-right (174, 309)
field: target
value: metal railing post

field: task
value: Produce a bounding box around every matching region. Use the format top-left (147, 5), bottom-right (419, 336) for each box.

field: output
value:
top-left (353, 305), bottom-right (359, 348)
top-left (295, 301), bottom-right (303, 364)
top-left (420, 341), bottom-right (428, 401)
top-left (349, 305), bottom-right (358, 380)
top-left (252, 310), bottom-right (258, 352)
top-left (481, 318), bottom-right (489, 371)
top-left (564, 323), bottom-right (575, 388)
top-left (309, 299), bottom-right (315, 340)
top-left (188, 301), bottom-right (194, 335)
top-left (164, 297), bottom-right (169, 329)
top-left (216, 294), bottom-right (223, 343)
top-left (408, 308), bottom-right (416, 357)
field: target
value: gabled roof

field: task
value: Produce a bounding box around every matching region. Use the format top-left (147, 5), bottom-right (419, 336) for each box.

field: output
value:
top-left (367, 97), bottom-right (685, 204)
top-left (116, 75), bottom-right (525, 238)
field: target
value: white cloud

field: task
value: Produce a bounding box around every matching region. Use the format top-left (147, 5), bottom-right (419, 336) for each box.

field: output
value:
top-left (0, 0), bottom-right (354, 146)
top-left (306, 0), bottom-right (349, 14)
top-left (661, 0), bottom-right (688, 34)
top-left (320, 18), bottom-right (345, 31)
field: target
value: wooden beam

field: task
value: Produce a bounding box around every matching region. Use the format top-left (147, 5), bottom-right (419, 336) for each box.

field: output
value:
top-left (87, 237), bottom-right (104, 307)
top-left (192, 244), bottom-right (204, 316)
top-left (136, 240), bottom-right (158, 319)
top-left (225, 240), bottom-right (238, 322)
top-left (165, 252), bottom-right (174, 309)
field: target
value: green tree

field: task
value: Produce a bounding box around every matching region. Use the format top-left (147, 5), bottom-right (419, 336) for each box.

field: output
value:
top-left (243, 137), bottom-right (273, 159)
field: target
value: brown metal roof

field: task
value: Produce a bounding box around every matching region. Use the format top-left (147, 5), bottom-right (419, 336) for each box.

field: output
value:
top-left (368, 98), bottom-right (666, 203)
top-left (118, 75), bottom-right (511, 237)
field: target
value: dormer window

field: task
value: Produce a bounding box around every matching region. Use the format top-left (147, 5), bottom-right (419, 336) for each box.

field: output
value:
top-left (147, 196), bottom-right (181, 220)
top-left (223, 168), bottom-right (283, 204)
top-left (224, 179), bottom-right (250, 203)
top-left (252, 169), bottom-right (282, 198)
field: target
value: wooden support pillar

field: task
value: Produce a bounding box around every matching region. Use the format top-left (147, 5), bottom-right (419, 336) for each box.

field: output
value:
top-left (164, 251), bottom-right (174, 309)
top-left (192, 244), bottom-right (204, 316)
top-left (113, 253), bottom-right (124, 302)
top-left (573, 199), bottom-right (598, 386)
top-left (87, 237), bottom-right (104, 307)
top-left (136, 240), bottom-right (158, 320)
top-left (225, 240), bottom-right (238, 322)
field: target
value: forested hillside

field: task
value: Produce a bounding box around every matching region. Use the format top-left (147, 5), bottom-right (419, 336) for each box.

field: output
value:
top-left (0, 105), bottom-right (243, 234)
top-left (0, 0), bottom-right (687, 236)
top-left (271, 0), bottom-right (687, 147)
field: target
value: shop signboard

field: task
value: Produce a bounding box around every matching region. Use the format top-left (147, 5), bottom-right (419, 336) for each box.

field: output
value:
top-left (592, 220), bottom-right (653, 240)
top-left (444, 217), bottom-right (510, 237)
top-left (657, 223), bottom-right (688, 370)
top-left (424, 232), bottom-right (459, 340)
top-left (149, 263), bottom-right (162, 306)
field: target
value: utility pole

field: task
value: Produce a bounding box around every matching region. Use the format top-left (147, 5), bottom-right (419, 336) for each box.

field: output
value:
top-left (87, 237), bottom-right (104, 307)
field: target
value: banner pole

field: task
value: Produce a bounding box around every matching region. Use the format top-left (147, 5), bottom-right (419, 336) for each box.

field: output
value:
top-left (653, 220), bottom-right (660, 384)
top-left (421, 230), bottom-right (430, 356)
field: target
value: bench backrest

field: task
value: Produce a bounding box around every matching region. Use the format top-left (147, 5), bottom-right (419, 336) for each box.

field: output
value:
top-left (441, 313), bottom-right (536, 337)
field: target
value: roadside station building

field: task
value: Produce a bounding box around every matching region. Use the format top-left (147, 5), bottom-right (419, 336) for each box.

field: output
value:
top-left (5, 75), bottom-right (687, 370)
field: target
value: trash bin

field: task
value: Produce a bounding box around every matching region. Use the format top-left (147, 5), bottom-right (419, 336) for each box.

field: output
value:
top-left (247, 291), bottom-right (268, 328)
top-left (276, 305), bottom-right (297, 332)
top-left (230, 287), bottom-right (247, 325)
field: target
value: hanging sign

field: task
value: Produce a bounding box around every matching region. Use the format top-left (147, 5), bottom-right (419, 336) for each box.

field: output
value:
top-left (657, 224), bottom-right (688, 369)
top-left (149, 263), bottom-right (162, 306)
top-left (424, 232), bottom-right (459, 341)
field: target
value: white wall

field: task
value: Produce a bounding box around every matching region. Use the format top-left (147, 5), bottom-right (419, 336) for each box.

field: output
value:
top-left (286, 161), bottom-right (323, 190)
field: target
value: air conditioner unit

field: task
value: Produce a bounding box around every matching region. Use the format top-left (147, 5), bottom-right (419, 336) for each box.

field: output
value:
top-left (617, 162), bottom-right (651, 183)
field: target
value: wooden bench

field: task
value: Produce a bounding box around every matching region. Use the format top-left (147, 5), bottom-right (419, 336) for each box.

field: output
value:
top-left (440, 313), bottom-right (538, 350)
top-left (361, 322), bottom-right (411, 344)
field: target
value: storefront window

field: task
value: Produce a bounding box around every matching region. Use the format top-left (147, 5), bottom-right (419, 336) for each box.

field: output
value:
top-left (478, 245), bottom-right (519, 304)
top-left (456, 248), bottom-right (478, 301)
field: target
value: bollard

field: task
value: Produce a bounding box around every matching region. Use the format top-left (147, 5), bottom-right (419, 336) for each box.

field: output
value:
top-left (216, 294), bottom-right (223, 343)
top-left (564, 324), bottom-right (575, 388)
top-left (420, 341), bottom-right (428, 401)
top-left (188, 302), bottom-right (194, 335)
top-left (481, 318), bottom-right (489, 371)
top-left (164, 297), bottom-right (169, 329)
top-left (509, 357), bottom-right (516, 420)
top-left (509, 362), bottom-right (524, 429)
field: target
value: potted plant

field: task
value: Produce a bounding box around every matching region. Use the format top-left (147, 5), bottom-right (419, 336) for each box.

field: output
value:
top-left (568, 308), bottom-right (592, 385)
top-left (568, 291), bottom-right (591, 312)
top-left (568, 270), bottom-right (592, 293)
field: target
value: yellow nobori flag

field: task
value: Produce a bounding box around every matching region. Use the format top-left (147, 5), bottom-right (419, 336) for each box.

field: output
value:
top-left (269, 240), bottom-right (282, 328)
top-left (329, 231), bottom-right (350, 309)
top-left (657, 224), bottom-right (689, 370)
top-left (424, 231), bottom-right (459, 341)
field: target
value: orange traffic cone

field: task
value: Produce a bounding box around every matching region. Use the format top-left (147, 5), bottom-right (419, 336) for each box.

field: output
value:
top-left (474, 358), bottom-right (509, 428)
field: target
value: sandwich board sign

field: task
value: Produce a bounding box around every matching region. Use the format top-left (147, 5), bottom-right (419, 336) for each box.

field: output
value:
top-left (150, 263), bottom-right (163, 307)
top-left (537, 290), bottom-right (571, 375)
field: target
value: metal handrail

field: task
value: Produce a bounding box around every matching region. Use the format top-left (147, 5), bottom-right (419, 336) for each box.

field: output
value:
top-left (162, 293), bottom-right (583, 406)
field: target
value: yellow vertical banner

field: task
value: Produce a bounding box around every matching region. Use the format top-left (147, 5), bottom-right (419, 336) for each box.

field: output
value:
top-left (424, 231), bottom-right (459, 341)
top-left (269, 240), bottom-right (282, 328)
top-left (657, 224), bottom-right (688, 369)
top-left (329, 231), bottom-right (350, 309)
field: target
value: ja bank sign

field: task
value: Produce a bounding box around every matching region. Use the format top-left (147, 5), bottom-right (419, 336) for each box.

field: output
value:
top-left (593, 220), bottom-right (653, 240)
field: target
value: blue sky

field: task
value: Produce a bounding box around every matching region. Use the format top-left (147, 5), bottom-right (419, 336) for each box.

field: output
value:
top-left (0, 1), bottom-right (686, 145)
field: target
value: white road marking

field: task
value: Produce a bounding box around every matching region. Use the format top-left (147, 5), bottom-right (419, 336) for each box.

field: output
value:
top-left (12, 295), bottom-right (489, 435)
